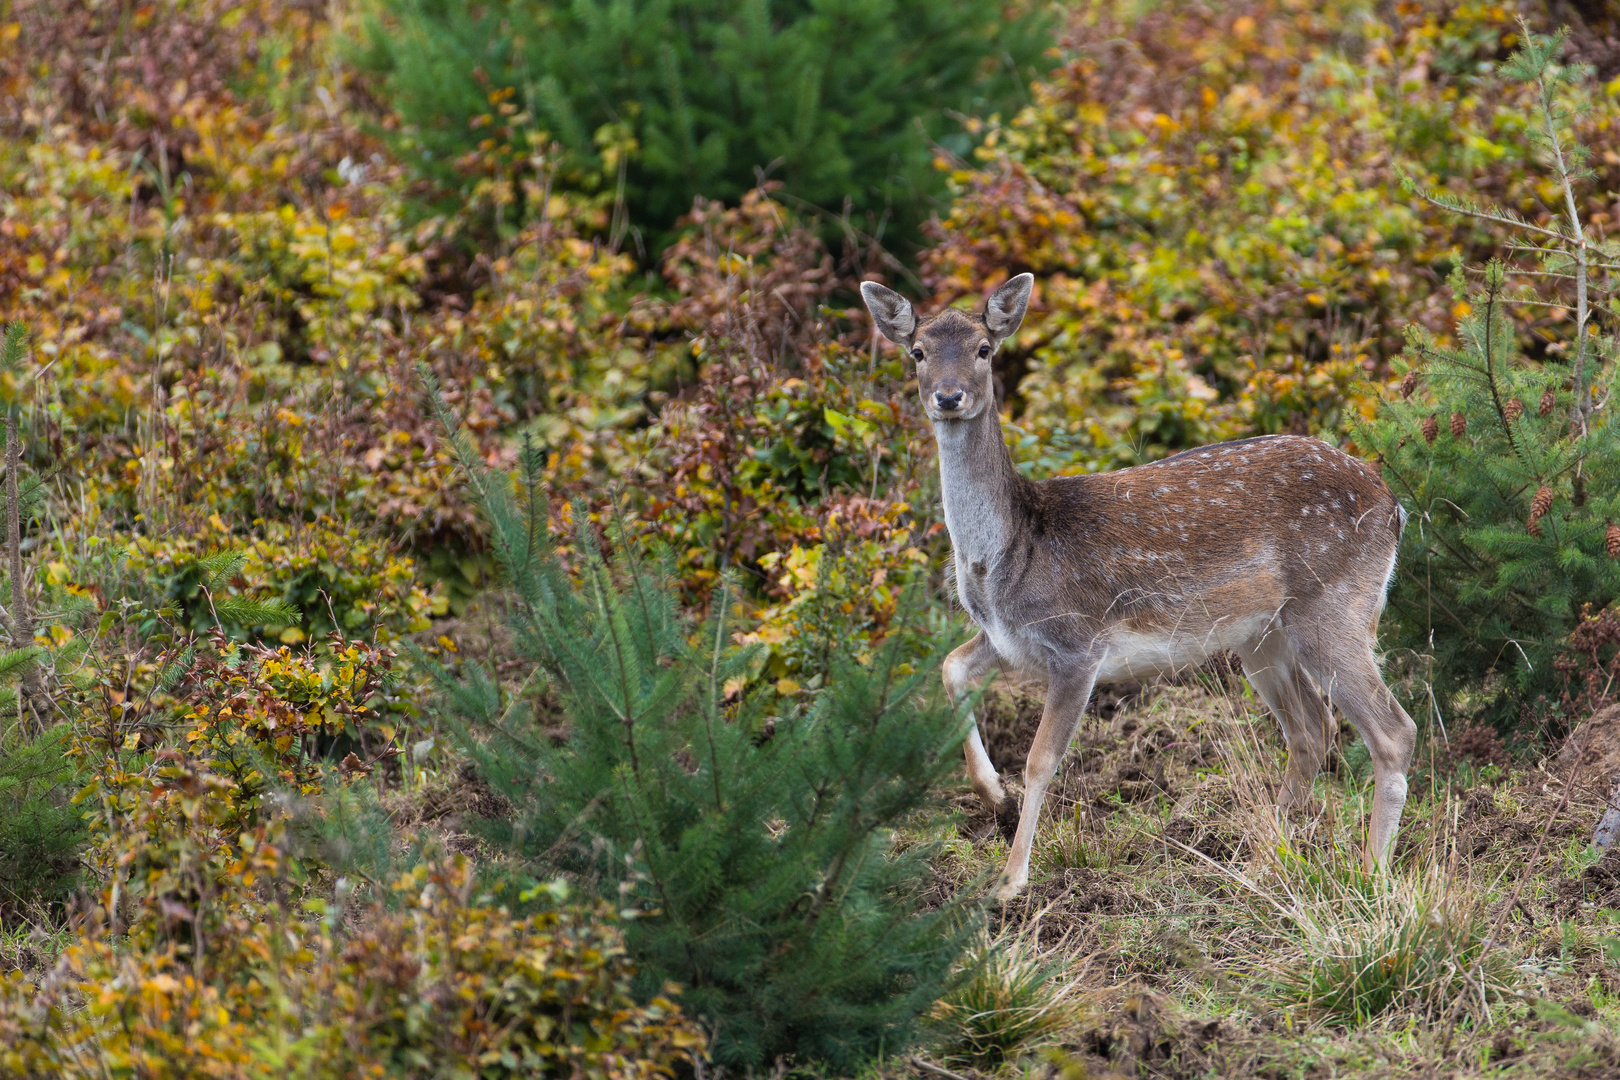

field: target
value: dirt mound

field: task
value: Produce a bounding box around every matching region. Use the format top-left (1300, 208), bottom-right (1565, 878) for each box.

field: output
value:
top-left (1062, 988), bottom-right (1228, 1080)
top-left (1553, 845), bottom-right (1620, 915)
top-left (1556, 703), bottom-right (1620, 781)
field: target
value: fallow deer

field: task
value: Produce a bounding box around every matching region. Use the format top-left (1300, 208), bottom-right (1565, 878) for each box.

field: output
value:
top-left (861, 273), bottom-right (1416, 900)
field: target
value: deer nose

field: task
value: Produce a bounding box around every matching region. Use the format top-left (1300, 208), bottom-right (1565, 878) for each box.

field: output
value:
top-left (934, 390), bottom-right (964, 412)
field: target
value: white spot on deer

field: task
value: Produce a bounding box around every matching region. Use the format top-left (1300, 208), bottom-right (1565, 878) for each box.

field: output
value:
top-left (1301, 507), bottom-right (1310, 516)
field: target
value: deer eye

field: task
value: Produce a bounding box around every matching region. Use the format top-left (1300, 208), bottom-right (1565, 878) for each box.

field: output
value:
top-left (911, 348), bottom-right (924, 361)
top-left (978, 344), bottom-right (991, 359)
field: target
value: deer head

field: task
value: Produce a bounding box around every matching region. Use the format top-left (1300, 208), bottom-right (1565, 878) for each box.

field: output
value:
top-left (861, 274), bottom-right (1033, 423)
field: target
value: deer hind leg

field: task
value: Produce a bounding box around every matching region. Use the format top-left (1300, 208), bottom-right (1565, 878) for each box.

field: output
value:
top-left (994, 663), bottom-right (1098, 901)
top-left (1293, 633), bottom-right (1417, 870)
top-left (943, 634), bottom-right (1018, 839)
top-left (1238, 631), bottom-right (1332, 811)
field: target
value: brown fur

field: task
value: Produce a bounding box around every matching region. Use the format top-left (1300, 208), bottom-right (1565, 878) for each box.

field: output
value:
top-left (862, 274), bottom-right (1417, 899)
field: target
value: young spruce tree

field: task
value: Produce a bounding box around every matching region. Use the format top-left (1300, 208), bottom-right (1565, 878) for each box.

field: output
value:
top-left (0, 324), bottom-right (90, 916)
top-left (421, 380), bottom-right (976, 1072)
top-left (1365, 27), bottom-right (1620, 725)
top-left (357, 0), bottom-right (1050, 248)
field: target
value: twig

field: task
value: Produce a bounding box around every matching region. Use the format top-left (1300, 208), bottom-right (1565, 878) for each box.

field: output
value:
top-left (910, 1056), bottom-right (975, 1080)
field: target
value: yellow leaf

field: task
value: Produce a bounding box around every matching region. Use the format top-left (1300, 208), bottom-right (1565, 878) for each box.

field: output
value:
top-left (280, 626), bottom-right (306, 644)
top-left (775, 678), bottom-right (801, 696)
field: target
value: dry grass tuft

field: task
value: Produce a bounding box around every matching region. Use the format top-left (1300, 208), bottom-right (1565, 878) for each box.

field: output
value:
top-left (930, 915), bottom-right (1084, 1069)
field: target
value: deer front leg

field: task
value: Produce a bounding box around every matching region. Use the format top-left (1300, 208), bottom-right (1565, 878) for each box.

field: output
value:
top-left (995, 662), bottom-right (1099, 901)
top-left (942, 634), bottom-right (1017, 839)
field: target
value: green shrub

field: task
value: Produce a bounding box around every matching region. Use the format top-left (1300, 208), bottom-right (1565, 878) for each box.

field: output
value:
top-left (124, 526), bottom-right (437, 643)
top-left (424, 387), bottom-right (976, 1072)
top-left (355, 0), bottom-right (1051, 246)
top-left (1362, 28), bottom-right (1620, 720)
top-left (0, 726), bottom-right (85, 920)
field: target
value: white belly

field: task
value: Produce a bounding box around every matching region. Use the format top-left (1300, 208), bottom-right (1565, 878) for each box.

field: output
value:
top-left (1093, 612), bottom-right (1274, 682)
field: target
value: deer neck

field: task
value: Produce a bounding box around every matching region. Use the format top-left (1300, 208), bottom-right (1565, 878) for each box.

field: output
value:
top-left (934, 405), bottom-right (1021, 567)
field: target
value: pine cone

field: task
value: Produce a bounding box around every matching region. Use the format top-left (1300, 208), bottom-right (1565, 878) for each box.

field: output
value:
top-left (1607, 522), bottom-right (1620, 558)
top-left (1504, 398), bottom-right (1524, 422)
top-left (1540, 387), bottom-right (1556, 417)
top-left (1530, 484), bottom-right (1553, 520)
top-left (1527, 516), bottom-right (1543, 538)
top-left (1400, 371), bottom-right (1418, 399)
top-left (1450, 411), bottom-right (1467, 438)
top-left (1421, 414), bottom-right (1439, 444)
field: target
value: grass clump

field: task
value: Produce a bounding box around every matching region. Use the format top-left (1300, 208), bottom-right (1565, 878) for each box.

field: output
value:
top-left (931, 922), bottom-right (1080, 1068)
top-left (1277, 878), bottom-right (1508, 1027)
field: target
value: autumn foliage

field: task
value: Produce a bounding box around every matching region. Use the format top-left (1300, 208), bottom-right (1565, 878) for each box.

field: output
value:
top-left (4, 0), bottom-right (1620, 1072)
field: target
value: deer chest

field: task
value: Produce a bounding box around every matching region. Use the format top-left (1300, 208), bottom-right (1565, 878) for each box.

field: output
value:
top-left (953, 552), bottom-right (1046, 672)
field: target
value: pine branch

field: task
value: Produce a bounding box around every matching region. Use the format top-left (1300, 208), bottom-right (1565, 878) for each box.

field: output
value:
top-left (197, 550), bottom-right (250, 592)
top-left (212, 596), bottom-right (298, 628)
top-left (0, 646), bottom-right (41, 681)
top-left (0, 324), bottom-right (26, 374)
top-left (1397, 169), bottom-right (1567, 243)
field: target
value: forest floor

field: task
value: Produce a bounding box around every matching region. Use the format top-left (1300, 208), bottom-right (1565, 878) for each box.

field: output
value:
top-left (893, 677), bottom-right (1620, 1080)
top-left (6, 657), bottom-right (1619, 1079)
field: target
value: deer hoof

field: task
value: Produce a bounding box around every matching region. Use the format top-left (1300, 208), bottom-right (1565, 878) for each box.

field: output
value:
top-left (995, 798), bottom-right (1021, 844)
top-left (992, 875), bottom-right (1026, 902)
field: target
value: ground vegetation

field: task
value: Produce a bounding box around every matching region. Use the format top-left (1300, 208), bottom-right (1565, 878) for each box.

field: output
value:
top-left (0, 1), bottom-right (1619, 1077)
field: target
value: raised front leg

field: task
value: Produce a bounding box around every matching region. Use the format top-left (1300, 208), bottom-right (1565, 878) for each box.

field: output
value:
top-left (942, 633), bottom-right (1018, 839)
top-left (995, 662), bottom-right (1099, 900)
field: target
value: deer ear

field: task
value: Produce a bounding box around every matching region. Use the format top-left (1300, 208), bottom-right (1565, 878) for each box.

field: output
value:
top-left (860, 281), bottom-right (917, 346)
top-left (984, 273), bottom-right (1034, 340)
